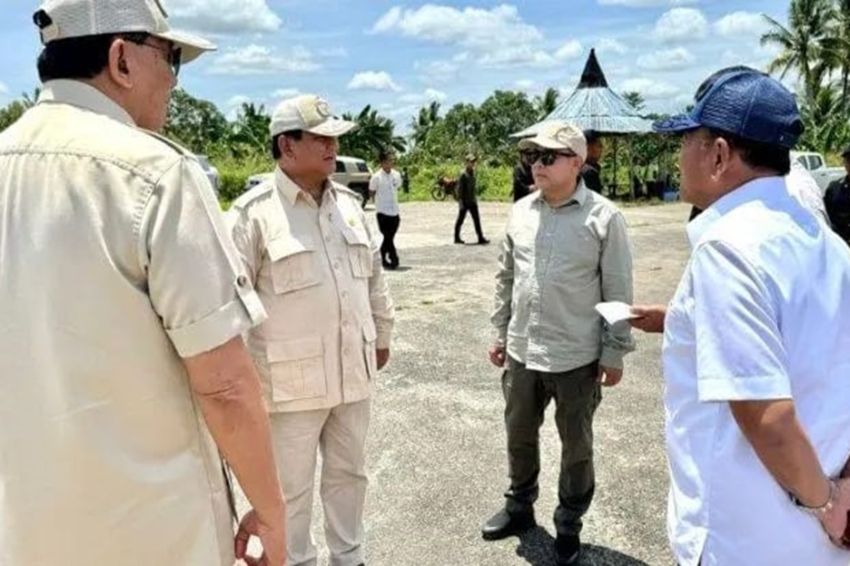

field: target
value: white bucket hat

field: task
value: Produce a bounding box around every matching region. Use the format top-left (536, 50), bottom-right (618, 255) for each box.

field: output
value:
top-left (270, 94), bottom-right (357, 138)
top-left (518, 121), bottom-right (587, 161)
top-left (33, 0), bottom-right (216, 63)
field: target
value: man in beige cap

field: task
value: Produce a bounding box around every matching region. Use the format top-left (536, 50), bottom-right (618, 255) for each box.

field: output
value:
top-left (227, 94), bottom-right (394, 566)
top-left (0, 1), bottom-right (285, 565)
top-left (482, 121), bottom-right (634, 565)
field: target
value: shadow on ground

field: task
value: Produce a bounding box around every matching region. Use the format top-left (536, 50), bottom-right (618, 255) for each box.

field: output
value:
top-left (515, 527), bottom-right (651, 566)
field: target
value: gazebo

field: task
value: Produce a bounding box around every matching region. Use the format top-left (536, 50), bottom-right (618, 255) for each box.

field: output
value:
top-left (514, 48), bottom-right (657, 198)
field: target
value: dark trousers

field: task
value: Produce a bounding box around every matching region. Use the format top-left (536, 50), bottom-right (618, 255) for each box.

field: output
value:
top-left (502, 358), bottom-right (601, 536)
top-left (376, 213), bottom-right (400, 268)
top-left (454, 202), bottom-right (485, 242)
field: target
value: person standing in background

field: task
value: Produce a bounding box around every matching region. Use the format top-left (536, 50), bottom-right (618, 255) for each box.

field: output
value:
top-left (370, 150), bottom-right (403, 269)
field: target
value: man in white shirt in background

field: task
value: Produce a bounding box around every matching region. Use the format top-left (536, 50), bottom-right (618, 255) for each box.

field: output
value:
top-left (633, 66), bottom-right (850, 565)
top-left (369, 150), bottom-right (403, 270)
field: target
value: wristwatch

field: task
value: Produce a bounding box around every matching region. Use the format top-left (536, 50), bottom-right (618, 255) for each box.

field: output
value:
top-left (791, 479), bottom-right (837, 517)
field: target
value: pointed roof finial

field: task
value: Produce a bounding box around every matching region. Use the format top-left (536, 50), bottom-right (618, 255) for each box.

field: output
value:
top-left (578, 48), bottom-right (608, 89)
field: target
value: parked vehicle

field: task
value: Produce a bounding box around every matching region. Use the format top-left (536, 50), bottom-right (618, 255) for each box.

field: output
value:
top-left (790, 151), bottom-right (844, 193)
top-left (431, 176), bottom-right (457, 201)
top-left (243, 156), bottom-right (372, 206)
top-left (193, 154), bottom-right (220, 195)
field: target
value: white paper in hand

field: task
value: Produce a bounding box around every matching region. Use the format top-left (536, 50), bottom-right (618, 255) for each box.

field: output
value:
top-left (595, 301), bottom-right (637, 325)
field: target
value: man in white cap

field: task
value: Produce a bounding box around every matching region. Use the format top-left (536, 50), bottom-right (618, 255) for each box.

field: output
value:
top-left (227, 94), bottom-right (394, 566)
top-left (0, 1), bottom-right (286, 565)
top-left (483, 121), bottom-right (634, 565)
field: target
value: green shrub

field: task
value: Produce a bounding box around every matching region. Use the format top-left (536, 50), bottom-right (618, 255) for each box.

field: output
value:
top-left (213, 153), bottom-right (273, 207)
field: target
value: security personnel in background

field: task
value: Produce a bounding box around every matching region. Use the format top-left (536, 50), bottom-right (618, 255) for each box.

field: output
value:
top-left (227, 94), bottom-right (395, 566)
top-left (454, 153), bottom-right (490, 244)
top-left (0, 1), bottom-right (285, 565)
top-left (580, 130), bottom-right (604, 193)
top-left (825, 145), bottom-right (850, 245)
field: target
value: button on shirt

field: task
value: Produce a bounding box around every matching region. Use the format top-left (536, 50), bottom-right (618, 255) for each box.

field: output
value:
top-left (227, 168), bottom-right (394, 413)
top-left (492, 184), bottom-right (635, 372)
top-left (663, 177), bottom-right (850, 566)
top-left (370, 168), bottom-right (402, 216)
top-left (0, 80), bottom-right (266, 565)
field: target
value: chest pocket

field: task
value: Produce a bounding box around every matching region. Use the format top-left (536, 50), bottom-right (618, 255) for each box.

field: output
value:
top-left (266, 236), bottom-right (320, 294)
top-left (343, 228), bottom-right (373, 278)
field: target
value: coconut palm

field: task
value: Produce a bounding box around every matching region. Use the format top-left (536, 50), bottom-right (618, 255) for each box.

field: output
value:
top-left (534, 87), bottom-right (560, 120)
top-left (339, 105), bottom-right (406, 159)
top-left (761, 0), bottom-right (836, 99)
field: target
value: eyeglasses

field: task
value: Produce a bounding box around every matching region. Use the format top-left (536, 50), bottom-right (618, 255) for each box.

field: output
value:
top-left (524, 149), bottom-right (578, 167)
top-left (133, 39), bottom-right (182, 77)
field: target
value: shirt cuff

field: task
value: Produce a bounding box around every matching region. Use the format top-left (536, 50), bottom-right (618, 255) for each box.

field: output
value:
top-left (600, 347), bottom-right (624, 370)
top-left (698, 374), bottom-right (792, 403)
top-left (167, 292), bottom-right (268, 358)
top-left (376, 331), bottom-right (392, 350)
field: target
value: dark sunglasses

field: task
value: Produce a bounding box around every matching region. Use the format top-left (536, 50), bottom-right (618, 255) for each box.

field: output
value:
top-left (133, 39), bottom-right (182, 77)
top-left (523, 149), bottom-right (577, 167)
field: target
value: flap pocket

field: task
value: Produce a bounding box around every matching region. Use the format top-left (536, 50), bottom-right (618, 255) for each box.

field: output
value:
top-left (342, 228), bottom-right (370, 246)
top-left (266, 237), bottom-right (320, 294)
top-left (266, 336), bottom-right (326, 402)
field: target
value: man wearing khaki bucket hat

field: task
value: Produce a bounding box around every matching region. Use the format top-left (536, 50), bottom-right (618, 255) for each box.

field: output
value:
top-left (0, 1), bottom-right (285, 564)
top-left (228, 94), bottom-right (395, 566)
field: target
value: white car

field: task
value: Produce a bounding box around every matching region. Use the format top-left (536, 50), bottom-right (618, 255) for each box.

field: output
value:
top-left (193, 154), bottom-right (220, 195)
top-left (244, 156), bottom-right (372, 205)
top-left (790, 151), bottom-right (844, 194)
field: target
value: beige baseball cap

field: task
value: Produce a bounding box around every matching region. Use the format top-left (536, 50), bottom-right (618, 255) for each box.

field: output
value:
top-left (269, 94), bottom-right (357, 138)
top-left (33, 0), bottom-right (216, 63)
top-left (518, 120), bottom-right (587, 161)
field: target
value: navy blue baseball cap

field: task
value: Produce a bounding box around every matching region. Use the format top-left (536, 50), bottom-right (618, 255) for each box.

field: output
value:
top-left (653, 67), bottom-right (804, 149)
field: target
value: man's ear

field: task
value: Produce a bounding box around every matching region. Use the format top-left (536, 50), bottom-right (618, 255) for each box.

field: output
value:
top-left (713, 137), bottom-right (733, 179)
top-left (106, 38), bottom-right (134, 89)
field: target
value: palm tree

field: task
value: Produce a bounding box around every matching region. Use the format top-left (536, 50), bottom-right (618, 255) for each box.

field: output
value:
top-left (410, 101), bottom-right (441, 147)
top-left (339, 105), bottom-right (406, 159)
top-left (533, 87), bottom-right (559, 120)
top-left (821, 0), bottom-right (850, 108)
top-left (761, 0), bottom-right (836, 99)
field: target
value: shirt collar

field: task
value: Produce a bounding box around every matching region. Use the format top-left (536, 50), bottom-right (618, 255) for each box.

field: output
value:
top-left (38, 80), bottom-right (135, 126)
top-left (275, 167), bottom-right (334, 207)
top-left (533, 181), bottom-right (589, 209)
top-left (686, 176), bottom-right (787, 249)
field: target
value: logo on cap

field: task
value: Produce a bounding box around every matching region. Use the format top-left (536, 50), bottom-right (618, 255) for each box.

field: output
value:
top-left (315, 99), bottom-right (331, 119)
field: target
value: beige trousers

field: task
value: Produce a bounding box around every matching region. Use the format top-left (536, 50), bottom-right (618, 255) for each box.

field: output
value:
top-left (270, 400), bottom-right (370, 566)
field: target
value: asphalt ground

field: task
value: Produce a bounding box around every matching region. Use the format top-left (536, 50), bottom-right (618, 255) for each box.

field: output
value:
top-left (238, 199), bottom-right (694, 566)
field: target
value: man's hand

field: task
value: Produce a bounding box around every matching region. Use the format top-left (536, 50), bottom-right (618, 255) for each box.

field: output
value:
top-left (376, 348), bottom-right (390, 370)
top-left (235, 508), bottom-right (287, 566)
top-left (488, 344), bottom-right (506, 368)
top-left (819, 478), bottom-right (850, 549)
top-left (598, 366), bottom-right (623, 387)
top-left (630, 304), bottom-right (667, 333)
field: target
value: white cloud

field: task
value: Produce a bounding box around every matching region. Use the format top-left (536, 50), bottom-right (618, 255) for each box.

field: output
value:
top-left (271, 88), bottom-right (300, 100)
top-left (654, 8), bottom-right (708, 43)
top-left (621, 78), bottom-right (680, 99)
top-left (597, 38), bottom-right (629, 55)
top-left (515, 79), bottom-right (536, 90)
top-left (318, 47), bottom-right (349, 58)
top-left (169, 0), bottom-right (281, 34)
top-left (347, 71), bottom-right (401, 92)
top-left (555, 40), bottom-right (583, 61)
top-left (599, 0), bottom-right (696, 5)
top-left (373, 4), bottom-right (554, 68)
top-left (0, 82), bottom-right (7, 95)
top-left (424, 88), bottom-right (447, 102)
top-left (637, 47), bottom-right (695, 70)
top-left (209, 45), bottom-right (320, 75)
top-left (714, 11), bottom-right (768, 37)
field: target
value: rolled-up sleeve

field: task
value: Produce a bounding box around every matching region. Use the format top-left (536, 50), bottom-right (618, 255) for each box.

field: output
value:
top-left (691, 241), bottom-right (791, 402)
top-left (599, 211), bottom-right (635, 369)
top-left (139, 157), bottom-right (267, 358)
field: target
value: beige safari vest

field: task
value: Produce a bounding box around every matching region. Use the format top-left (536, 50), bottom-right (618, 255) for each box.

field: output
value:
top-left (228, 168), bottom-right (394, 413)
top-left (0, 80), bottom-right (266, 565)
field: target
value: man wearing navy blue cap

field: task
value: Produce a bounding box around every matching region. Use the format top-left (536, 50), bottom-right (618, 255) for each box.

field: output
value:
top-left (631, 67), bottom-right (850, 565)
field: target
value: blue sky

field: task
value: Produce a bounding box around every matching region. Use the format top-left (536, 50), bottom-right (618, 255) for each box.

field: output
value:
top-left (0, 1), bottom-right (790, 134)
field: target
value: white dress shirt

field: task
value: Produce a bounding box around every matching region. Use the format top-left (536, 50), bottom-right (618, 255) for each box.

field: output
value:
top-left (369, 168), bottom-right (401, 216)
top-left (663, 176), bottom-right (850, 565)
